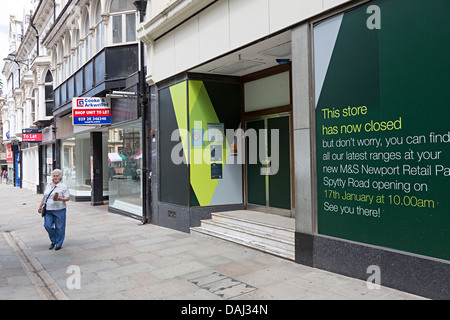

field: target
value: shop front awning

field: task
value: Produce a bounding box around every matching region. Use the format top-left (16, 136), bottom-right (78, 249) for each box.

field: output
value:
top-left (108, 153), bottom-right (127, 162)
top-left (132, 151), bottom-right (142, 159)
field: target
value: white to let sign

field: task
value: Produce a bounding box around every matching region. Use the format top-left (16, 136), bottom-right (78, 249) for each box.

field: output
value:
top-left (72, 97), bottom-right (111, 125)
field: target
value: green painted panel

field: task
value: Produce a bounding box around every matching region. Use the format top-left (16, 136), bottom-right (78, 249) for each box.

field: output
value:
top-left (268, 117), bottom-right (291, 210)
top-left (315, 0), bottom-right (450, 260)
top-left (246, 120), bottom-right (266, 206)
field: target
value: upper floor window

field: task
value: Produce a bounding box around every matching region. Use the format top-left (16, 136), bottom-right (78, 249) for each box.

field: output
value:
top-left (45, 70), bottom-right (54, 116)
top-left (94, 0), bottom-right (105, 53)
top-left (110, 0), bottom-right (136, 44)
top-left (73, 29), bottom-right (82, 70)
top-left (31, 89), bottom-right (37, 123)
top-left (83, 13), bottom-right (93, 61)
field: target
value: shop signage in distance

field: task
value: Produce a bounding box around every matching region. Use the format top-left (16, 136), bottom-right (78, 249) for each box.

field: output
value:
top-left (22, 129), bottom-right (42, 143)
top-left (72, 97), bottom-right (111, 125)
top-left (6, 144), bottom-right (14, 163)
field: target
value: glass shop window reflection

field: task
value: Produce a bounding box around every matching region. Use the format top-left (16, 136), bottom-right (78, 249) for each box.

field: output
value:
top-left (108, 121), bottom-right (143, 216)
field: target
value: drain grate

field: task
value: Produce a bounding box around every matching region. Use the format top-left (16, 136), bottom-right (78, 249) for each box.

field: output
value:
top-left (186, 270), bottom-right (257, 299)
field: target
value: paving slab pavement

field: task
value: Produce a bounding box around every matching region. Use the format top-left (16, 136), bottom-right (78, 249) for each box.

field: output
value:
top-left (0, 184), bottom-right (427, 301)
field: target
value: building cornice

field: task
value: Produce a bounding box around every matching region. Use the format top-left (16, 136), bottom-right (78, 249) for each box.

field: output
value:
top-left (137, 0), bottom-right (217, 45)
top-left (30, 0), bottom-right (54, 41)
top-left (30, 55), bottom-right (51, 72)
top-left (42, 0), bottom-right (82, 48)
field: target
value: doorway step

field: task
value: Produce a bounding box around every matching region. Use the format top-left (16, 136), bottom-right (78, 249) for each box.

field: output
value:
top-left (191, 210), bottom-right (295, 261)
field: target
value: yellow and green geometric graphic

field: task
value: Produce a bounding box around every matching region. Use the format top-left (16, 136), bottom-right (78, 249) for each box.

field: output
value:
top-left (169, 80), bottom-right (240, 207)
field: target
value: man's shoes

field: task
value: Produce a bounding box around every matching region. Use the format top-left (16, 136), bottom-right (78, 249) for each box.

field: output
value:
top-left (55, 246), bottom-right (62, 251)
top-left (49, 243), bottom-right (55, 250)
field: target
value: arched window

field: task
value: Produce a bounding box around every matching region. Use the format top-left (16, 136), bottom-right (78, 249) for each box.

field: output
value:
top-left (45, 71), bottom-right (54, 117)
top-left (59, 42), bottom-right (66, 82)
top-left (110, 0), bottom-right (136, 44)
top-left (73, 29), bottom-right (81, 69)
top-left (51, 48), bottom-right (57, 69)
top-left (95, 0), bottom-right (102, 22)
top-left (56, 44), bottom-right (63, 85)
top-left (68, 33), bottom-right (74, 75)
top-left (83, 11), bottom-right (93, 61)
top-left (84, 12), bottom-right (90, 37)
top-left (58, 44), bottom-right (64, 65)
top-left (63, 34), bottom-right (71, 80)
top-left (64, 33), bottom-right (71, 56)
top-left (31, 89), bottom-right (36, 123)
top-left (110, 0), bottom-right (135, 13)
top-left (94, 1), bottom-right (105, 52)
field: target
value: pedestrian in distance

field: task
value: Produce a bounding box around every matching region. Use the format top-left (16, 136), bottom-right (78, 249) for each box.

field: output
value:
top-left (38, 169), bottom-right (70, 251)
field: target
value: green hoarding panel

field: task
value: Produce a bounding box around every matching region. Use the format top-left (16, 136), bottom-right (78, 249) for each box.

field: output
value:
top-left (247, 119), bottom-right (266, 206)
top-left (315, 0), bottom-right (450, 260)
top-left (268, 117), bottom-right (291, 210)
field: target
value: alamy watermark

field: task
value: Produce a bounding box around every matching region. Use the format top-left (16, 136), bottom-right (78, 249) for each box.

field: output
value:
top-left (367, 5), bottom-right (381, 30)
top-left (171, 121), bottom-right (281, 176)
top-left (66, 265), bottom-right (81, 290)
top-left (366, 265), bottom-right (381, 290)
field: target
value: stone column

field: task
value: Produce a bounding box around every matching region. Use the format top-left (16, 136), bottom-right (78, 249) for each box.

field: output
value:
top-left (291, 23), bottom-right (316, 267)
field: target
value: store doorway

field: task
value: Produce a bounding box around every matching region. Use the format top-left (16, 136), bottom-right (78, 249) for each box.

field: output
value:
top-left (245, 114), bottom-right (292, 217)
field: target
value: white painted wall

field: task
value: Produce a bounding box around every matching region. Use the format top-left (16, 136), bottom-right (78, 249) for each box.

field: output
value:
top-left (148, 0), bottom-right (352, 82)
